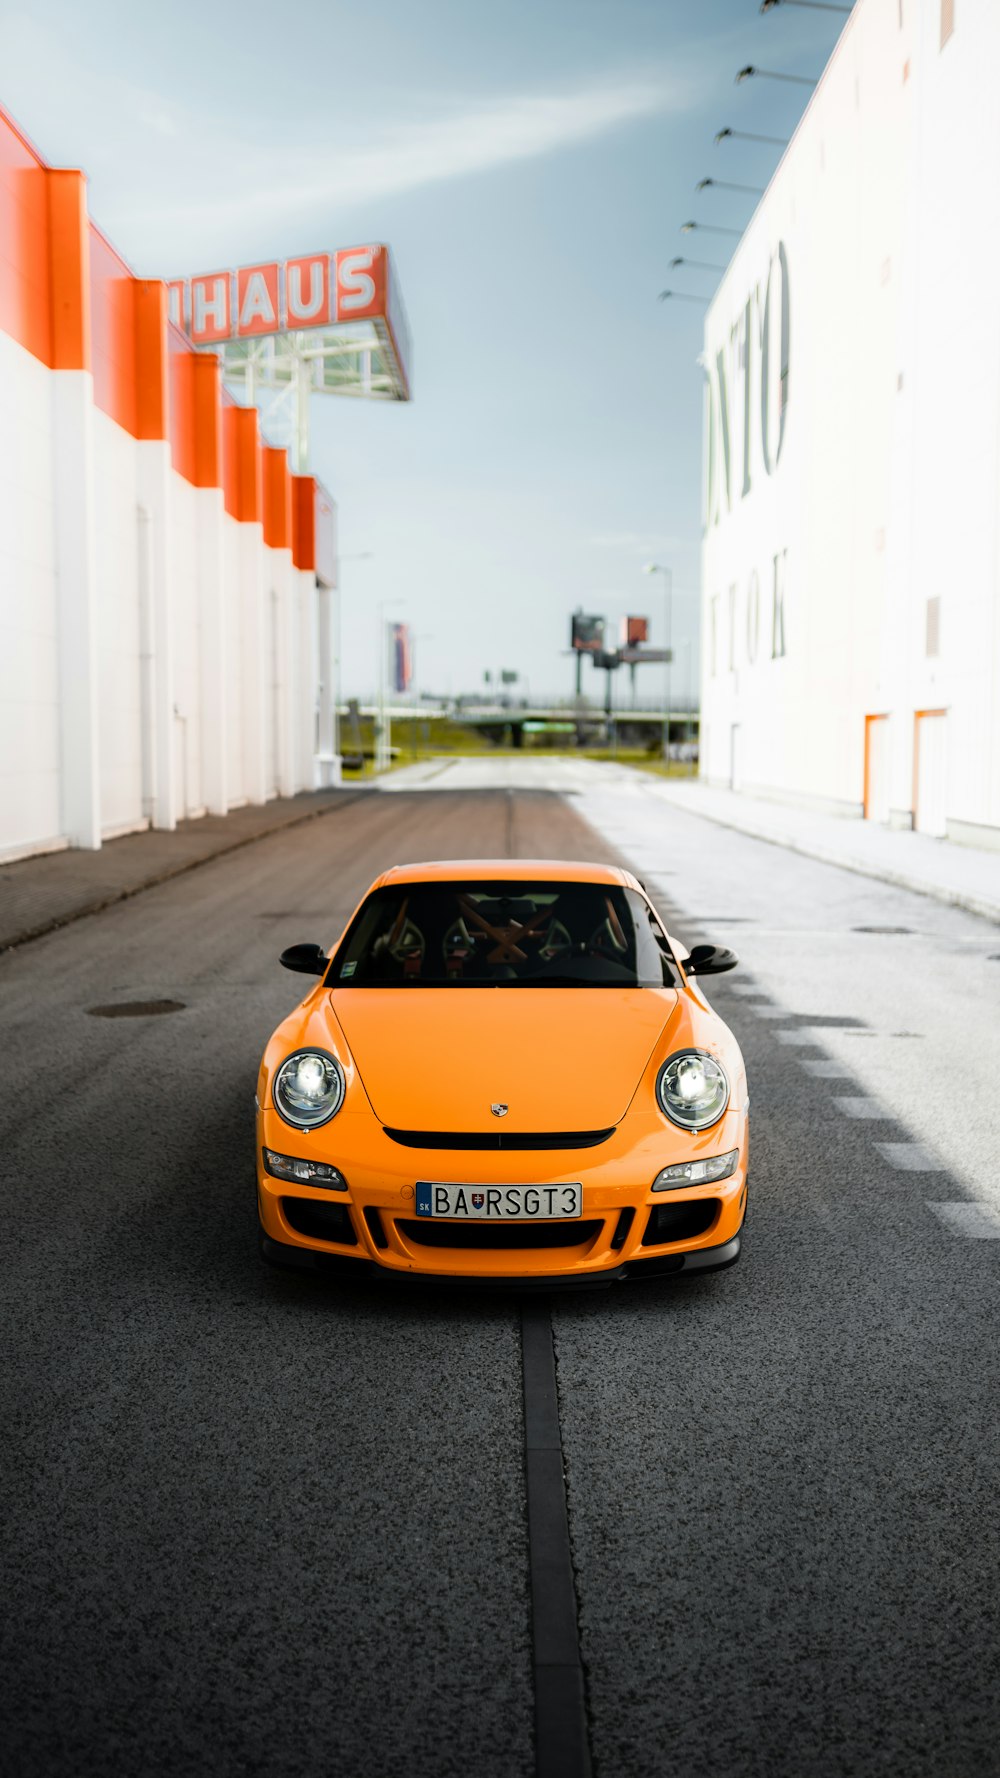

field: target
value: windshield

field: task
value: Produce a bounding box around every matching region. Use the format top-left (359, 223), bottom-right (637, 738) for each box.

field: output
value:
top-left (328, 880), bottom-right (677, 988)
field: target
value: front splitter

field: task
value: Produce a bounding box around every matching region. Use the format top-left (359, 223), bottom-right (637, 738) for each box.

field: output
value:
top-left (258, 1229), bottom-right (743, 1291)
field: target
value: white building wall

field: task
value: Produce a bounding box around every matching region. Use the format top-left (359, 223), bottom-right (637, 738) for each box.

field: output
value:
top-left (700, 0), bottom-right (1000, 848)
top-left (0, 331), bottom-right (60, 855)
top-left (169, 475), bottom-right (203, 821)
top-left (50, 372), bottom-right (101, 850)
top-left (296, 567), bottom-right (319, 793)
top-left (266, 546), bottom-right (296, 800)
top-left (237, 522), bottom-right (269, 808)
top-left (223, 515), bottom-right (246, 805)
top-left (136, 440), bottom-right (176, 834)
top-left (195, 484), bottom-right (228, 818)
top-left (0, 336), bottom-right (326, 860)
top-left (894, 0), bottom-right (1000, 844)
top-left (93, 409), bottom-right (143, 837)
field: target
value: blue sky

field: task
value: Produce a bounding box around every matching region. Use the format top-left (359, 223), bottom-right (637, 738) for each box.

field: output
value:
top-left (0, 0), bottom-right (845, 701)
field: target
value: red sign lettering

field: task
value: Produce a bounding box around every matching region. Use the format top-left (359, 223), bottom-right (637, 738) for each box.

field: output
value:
top-left (334, 246), bottom-right (385, 322)
top-left (190, 273), bottom-right (232, 344)
top-left (236, 264), bottom-right (279, 337)
top-left (286, 256), bottom-right (331, 329)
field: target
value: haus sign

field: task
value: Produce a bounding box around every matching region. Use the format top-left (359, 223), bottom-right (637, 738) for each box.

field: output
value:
top-left (168, 246), bottom-right (394, 346)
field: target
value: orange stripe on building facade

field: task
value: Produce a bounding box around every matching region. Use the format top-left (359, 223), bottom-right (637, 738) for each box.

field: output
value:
top-left (292, 475), bottom-right (317, 572)
top-left (223, 404), bottom-right (262, 524)
top-left (133, 281), bottom-right (168, 440)
top-left (47, 169), bottom-right (90, 372)
top-left (0, 109), bottom-right (52, 364)
top-left (0, 99), bottom-right (332, 527)
top-left (263, 446), bottom-right (292, 550)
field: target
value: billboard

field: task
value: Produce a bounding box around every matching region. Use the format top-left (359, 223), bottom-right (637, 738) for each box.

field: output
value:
top-left (391, 623), bottom-right (413, 694)
top-left (571, 614), bottom-right (605, 653)
top-left (169, 246), bottom-right (393, 341)
top-left (167, 244), bottom-right (411, 399)
top-left (623, 615), bottom-right (649, 645)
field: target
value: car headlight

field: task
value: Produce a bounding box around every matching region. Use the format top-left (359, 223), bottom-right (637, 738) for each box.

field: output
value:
top-left (263, 1148), bottom-right (347, 1188)
top-left (656, 1049), bottom-right (730, 1130)
top-left (652, 1149), bottom-right (739, 1190)
top-left (273, 1049), bottom-right (345, 1129)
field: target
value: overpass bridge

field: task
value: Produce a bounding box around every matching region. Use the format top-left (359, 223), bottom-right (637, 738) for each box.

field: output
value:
top-left (458, 705), bottom-right (697, 747)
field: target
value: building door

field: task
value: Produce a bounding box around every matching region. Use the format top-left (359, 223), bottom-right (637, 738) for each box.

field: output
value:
top-left (864, 714), bottom-right (890, 822)
top-left (729, 723), bottom-right (742, 792)
top-left (914, 710), bottom-right (947, 837)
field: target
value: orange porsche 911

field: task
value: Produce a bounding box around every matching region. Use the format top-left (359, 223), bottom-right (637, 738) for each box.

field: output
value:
top-left (255, 860), bottom-right (749, 1287)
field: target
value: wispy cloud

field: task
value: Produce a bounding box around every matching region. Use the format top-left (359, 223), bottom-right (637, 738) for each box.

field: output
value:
top-left (125, 75), bottom-right (679, 243)
top-left (283, 80), bottom-right (669, 206)
top-left (0, 12), bottom-right (683, 261)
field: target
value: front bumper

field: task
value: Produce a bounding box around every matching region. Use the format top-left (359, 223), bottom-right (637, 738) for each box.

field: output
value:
top-left (259, 1228), bottom-right (743, 1288)
top-left (256, 1103), bottom-right (749, 1286)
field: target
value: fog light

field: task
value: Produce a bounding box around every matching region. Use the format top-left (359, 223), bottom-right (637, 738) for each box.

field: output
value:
top-left (263, 1148), bottom-right (347, 1189)
top-left (652, 1149), bottom-right (739, 1191)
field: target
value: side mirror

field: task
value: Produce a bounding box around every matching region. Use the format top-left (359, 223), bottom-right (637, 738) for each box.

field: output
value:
top-left (685, 943), bottom-right (738, 977)
top-left (279, 942), bottom-right (329, 977)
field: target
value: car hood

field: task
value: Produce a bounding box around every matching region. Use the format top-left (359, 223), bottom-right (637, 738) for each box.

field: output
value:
top-left (328, 987), bottom-right (679, 1130)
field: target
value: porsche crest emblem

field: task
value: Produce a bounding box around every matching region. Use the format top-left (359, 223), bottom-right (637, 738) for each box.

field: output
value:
top-left (491, 1103), bottom-right (509, 1118)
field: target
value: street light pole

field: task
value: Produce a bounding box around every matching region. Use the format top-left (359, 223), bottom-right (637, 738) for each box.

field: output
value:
top-left (644, 563), bottom-right (673, 766)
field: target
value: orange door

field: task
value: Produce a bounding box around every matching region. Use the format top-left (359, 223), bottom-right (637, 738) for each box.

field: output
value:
top-left (863, 715), bottom-right (890, 822)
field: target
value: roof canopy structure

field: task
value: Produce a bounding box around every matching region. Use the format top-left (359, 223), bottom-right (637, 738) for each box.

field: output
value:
top-left (169, 245), bottom-right (411, 469)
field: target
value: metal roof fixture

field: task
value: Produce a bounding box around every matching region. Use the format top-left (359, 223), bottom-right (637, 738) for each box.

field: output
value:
top-left (714, 126), bottom-right (790, 147)
top-left (760, 0), bottom-right (852, 13)
top-left (680, 220), bottom-right (744, 237)
top-left (696, 177), bottom-right (767, 196)
top-left (735, 64), bottom-right (819, 84)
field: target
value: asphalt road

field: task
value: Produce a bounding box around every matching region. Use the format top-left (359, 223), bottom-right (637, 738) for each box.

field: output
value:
top-left (2, 781), bottom-right (999, 1777)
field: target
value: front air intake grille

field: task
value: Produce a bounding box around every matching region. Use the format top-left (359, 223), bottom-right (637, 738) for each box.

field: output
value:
top-left (397, 1219), bottom-right (602, 1250)
top-left (363, 1206), bottom-right (389, 1250)
top-left (383, 1128), bottom-right (615, 1151)
top-left (642, 1201), bottom-right (719, 1247)
top-left (281, 1198), bottom-right (358, 1245)
top-left (610, 1208), bottom-right (635, 1250)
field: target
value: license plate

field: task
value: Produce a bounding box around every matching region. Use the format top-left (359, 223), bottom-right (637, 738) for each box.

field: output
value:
top-left (415, 1183), bottom-right (582, 1220)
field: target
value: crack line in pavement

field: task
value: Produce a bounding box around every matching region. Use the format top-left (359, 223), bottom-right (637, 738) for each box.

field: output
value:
top-left (513, 787), bottom-right (590, 1775)
top-left (521, 1303), bottom-right (592, 1778)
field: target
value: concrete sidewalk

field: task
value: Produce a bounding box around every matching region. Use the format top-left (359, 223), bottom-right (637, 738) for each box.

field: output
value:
top-left (0, 788), bottom-right (370, 952)
top-left (649, 776), bottom-right (1000, 925)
